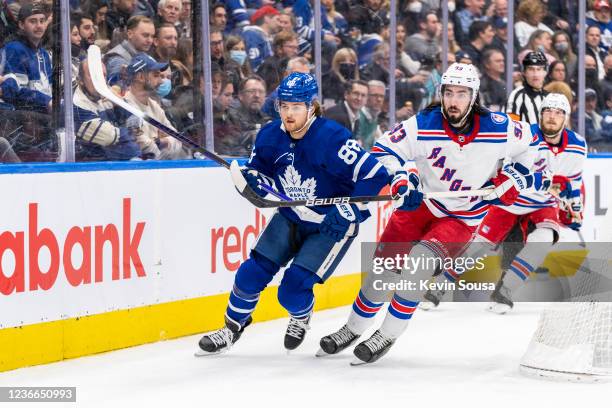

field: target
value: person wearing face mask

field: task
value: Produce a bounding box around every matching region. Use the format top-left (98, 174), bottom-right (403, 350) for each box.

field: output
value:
top-left (322, 47), bottom-right (359, 104)
top-left (552, 31), bottom-right (577, 80)
top-left (124, 53), bottom-right (190, 159)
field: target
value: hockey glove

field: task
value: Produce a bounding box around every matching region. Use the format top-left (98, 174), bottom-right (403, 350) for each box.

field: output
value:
top-left (391, 170), bottom-right (423, 211)
top-left (319, 203), bottom-right (363, 242)
top-left (483, 163), bottom-right (532, 205)
top-left (559, 197), bottom-right (583, 231)
top-left (241, 168), bottom-right (274, 197)
top-left (547, 174), bottom-right (573, 200)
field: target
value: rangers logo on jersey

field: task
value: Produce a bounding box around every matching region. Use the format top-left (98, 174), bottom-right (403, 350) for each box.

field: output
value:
top-left (491, 113), bottom-right (507, 124)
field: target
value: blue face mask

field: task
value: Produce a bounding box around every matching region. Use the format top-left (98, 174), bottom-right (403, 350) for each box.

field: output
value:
top-left (230, 50), bottom-right (247, 66)
top-left (157, 78), bottom-right (172, 98)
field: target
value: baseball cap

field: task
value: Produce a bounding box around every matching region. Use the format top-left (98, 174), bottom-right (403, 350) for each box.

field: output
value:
top-left (493, 16), bottom-right (507, 29)
top-left (127, 53), bottom-right (169, 78)
top-left (250, 5), bottom-right (279, 25)
top-left (594, 0), bottom-right (611, 10)
top-left (18, 3), bottom-right (47, 22)
top-left (455, 50), bottom-right (472, 62)
top-left (585, 88), bottom-right (597, 99)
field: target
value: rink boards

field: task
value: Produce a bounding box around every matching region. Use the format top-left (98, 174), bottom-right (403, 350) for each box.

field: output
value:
top-left (0, 157), bottom-right (610, 372)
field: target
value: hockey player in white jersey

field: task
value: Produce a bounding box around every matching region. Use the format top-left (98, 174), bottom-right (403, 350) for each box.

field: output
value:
top-left (317, 63), bottom-right (545, 365)
top-left (421, 93), bottom-right (586, 313)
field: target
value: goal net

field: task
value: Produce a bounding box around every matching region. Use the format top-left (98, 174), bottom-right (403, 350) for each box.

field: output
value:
top-left (520, 205), bottom-right (612, 382)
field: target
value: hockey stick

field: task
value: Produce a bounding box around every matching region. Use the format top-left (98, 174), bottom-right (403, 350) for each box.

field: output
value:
top-left (87, 45), bottom-right (493, 208)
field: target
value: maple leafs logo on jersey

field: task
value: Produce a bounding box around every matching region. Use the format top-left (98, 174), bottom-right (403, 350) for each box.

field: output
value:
top-left (279, 165), bottom-right (317, 200)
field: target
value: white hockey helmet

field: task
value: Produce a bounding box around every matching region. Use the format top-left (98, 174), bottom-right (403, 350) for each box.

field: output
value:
top-left (439, 63), bottom-right (481, 127)
top-left (541, 93), bottom-right (571, 117)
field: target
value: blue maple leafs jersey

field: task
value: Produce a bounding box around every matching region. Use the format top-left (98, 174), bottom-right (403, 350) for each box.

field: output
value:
top-left (246, 117), bottom-right (390, 225)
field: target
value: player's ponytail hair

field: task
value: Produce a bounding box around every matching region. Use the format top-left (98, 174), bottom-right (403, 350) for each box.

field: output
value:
top-left (311, 100), bottom-right (322, 117)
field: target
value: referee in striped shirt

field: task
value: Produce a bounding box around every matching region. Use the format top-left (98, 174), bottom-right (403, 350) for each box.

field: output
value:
top-left (506, 51), bottom-right (549, 124)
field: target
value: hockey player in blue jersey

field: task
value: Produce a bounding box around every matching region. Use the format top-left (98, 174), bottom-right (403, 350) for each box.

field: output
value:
top-left (197, 72), bottom-right (390, 355)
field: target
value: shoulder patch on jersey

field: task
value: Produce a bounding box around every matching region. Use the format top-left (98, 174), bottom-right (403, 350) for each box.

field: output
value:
top-left (491, 113), bottom-right (507, 124)
top-left (512, 120), bottom-right (523, 140)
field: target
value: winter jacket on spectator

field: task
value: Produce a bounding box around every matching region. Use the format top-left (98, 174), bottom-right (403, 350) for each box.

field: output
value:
top-left (347, 2), bottom-right (389, 35)
top-left (73, 86), bottom-right (141, 160)
top-left (104, 40), bottom-right (139, 85)
top-left (0, 36), bottom-right (52, 112)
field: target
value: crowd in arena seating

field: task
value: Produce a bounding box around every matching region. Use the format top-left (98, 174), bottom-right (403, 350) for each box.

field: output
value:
top-left (0, 0), bottom-right (610, 163)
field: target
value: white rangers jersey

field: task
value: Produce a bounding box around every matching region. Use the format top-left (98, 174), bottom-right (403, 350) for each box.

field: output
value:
top-left (505, 124), bottom-right (587, 215)
top-left (371, 106), bottom-right (540, 226)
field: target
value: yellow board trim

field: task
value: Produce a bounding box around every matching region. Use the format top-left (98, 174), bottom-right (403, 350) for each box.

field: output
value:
top-left (0, 273), bottom-right (362, 373)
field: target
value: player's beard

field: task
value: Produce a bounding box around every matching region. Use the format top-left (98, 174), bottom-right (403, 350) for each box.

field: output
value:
top-left (444, 105), bottom-right (469, 127)
top-left (541, 120), bottom-right (564, 137)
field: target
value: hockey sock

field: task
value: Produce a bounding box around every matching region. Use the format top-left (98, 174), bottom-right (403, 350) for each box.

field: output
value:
top-left (225, 284), bottom-right (261, 326)
top-left (504, 228), bottom-right (554, 292)
top-left (347, 290), bottom-right (384, 335)
top-left (379, 293), bottom-right (418, 339)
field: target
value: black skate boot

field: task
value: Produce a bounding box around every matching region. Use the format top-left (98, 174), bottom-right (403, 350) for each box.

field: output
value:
top-left (351, 330), bottom-right (396, 365)
top-left (196, 316), bottom-right (252, 356)
top-left (316, 324), bottom-right (360, 357)
top-left (488, 280), bottom-right (514, 314)
top-left (284, 314), bottom-right (311, 351)
top-left (419, 289), bottom-right (445, 310)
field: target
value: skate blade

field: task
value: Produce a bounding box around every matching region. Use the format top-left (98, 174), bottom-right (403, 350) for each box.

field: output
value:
top-left (350, 358), bottom-right (369, 366)
top-left (418, 301), bottom-right (436, 311)
top-left (486, 302), bottom-right (512, 315)
top-left (315, 348), bottom-right (330, 357)
top-left (194, 348), bottom-right (226, 357)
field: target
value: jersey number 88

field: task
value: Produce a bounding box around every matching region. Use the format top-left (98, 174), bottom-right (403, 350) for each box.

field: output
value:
top-left (338, 139), bottom-right (361, 165)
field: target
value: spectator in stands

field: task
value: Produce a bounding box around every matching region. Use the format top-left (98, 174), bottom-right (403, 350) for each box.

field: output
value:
top-left (517, 30), bottom-right (558, 68)
top-left (226, 35), bottom-right (254, 83)
top-left (546, 60), bottom-right (567, 84)
top-left (0, 3), bottom-right (52, 113)
top-left (124, 53), bottom-right (189, 159)
top-left (210, 3), bottom-right (227, 33)
top-left (600, 55), bottom-right (612, 109)
top-left (262, 56), bottom-right (311, 119)
top-left (357, 80), bottom-right (385, 150)
top-left (395, 25), bottom-right (421, 78)
top-left (105, 16), bottom-right (155, 86)
top-left (404, 11), bottom-right (439, 62)
top-left (73, 59), bottom-right (141, 161)
top-left (242, 5), bottom-right (281, 71)
top-left (324, 79), bottom-right (369, 134)
top-left (105, 0), bottom-right (136, 41)
top-left (401, 1), bottom-right (432, 37)
top-left (322, 0), bottom-right (349, 44)
top-left (82, 0), bottom-right (111, 46)
top-left (347, 0), bottom-right (389, 36)
top-left (322, 47), bottom-right (359, 104)
top-left (599, 88), bottom-right (612, 150)
top-left (213, 76), bottom-right (242, 156)
top-left (542, 0), bottom-right (573, 32)
top-left (155, 0), bottom-right (182, 32)
top-left (227, 75), bottom-right (270, 156)
top-left (223, 0), bottom-right (250, 32)
top-left (152, 23), bottom-right (178, 63)
top-left (278, 10), bottom-right (295, 33)
top-left (552, 31), bottom-right (577, 80)
top-left (463, 20), bottom-right (495, 70)
top-left (454, 0), bottom-right (488, 46)
top-left (177, 0), bottom-right (191, 37)
top-left (257, 31), bottom-right (299, 93)
top-left (586, 25), bottom-right (606, 81)
top-left (583, 88), bottom-right (603, 147)
top-left (455, 50), bottom-right (473, 65)
top-left (492, 0), bottom-right (508, 19)
top-left (70, 17), bottom-right (82, 84)
top-left (587, 0), bottom-right (612, 54)
top-left (209, 26), bottom-right (242, 89)
top-left (360, 43), bottom-right (405, 85)
top-left (506, 51), bottom-right (549, 124)
top-left (76, 12), bottom-right (96, 49)
top-left (480, 49), bottom-right (507, 112)
top-left (446, 21), bottom-right (461, 55)
top-left (514, 0), bottom-right (553, 49)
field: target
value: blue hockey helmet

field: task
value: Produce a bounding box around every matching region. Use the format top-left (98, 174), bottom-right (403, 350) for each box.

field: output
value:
top-left (277, 72), bottom-right (318, 105)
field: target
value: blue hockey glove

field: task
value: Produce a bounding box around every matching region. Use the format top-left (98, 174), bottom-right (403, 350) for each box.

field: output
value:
top-left (391, 170), bottom-right (423, 211)
top-left (319, 203), bottom-right (363, 242)
top-left (241, 168), bottom-right (274, 197)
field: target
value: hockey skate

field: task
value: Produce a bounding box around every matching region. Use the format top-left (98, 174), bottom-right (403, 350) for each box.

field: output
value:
top-left (284, 314), bottom-right (311, 351)
top-left (316, 324), bottom-right (360, 357)
top-left (351, 330), bottom-right (396, 365)
top-left (487, 280), bottom-right (514, 314)
top-left (419, 289), bottom-right (445, 310)
top-left (195, 316), bottom-right (252, 356)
